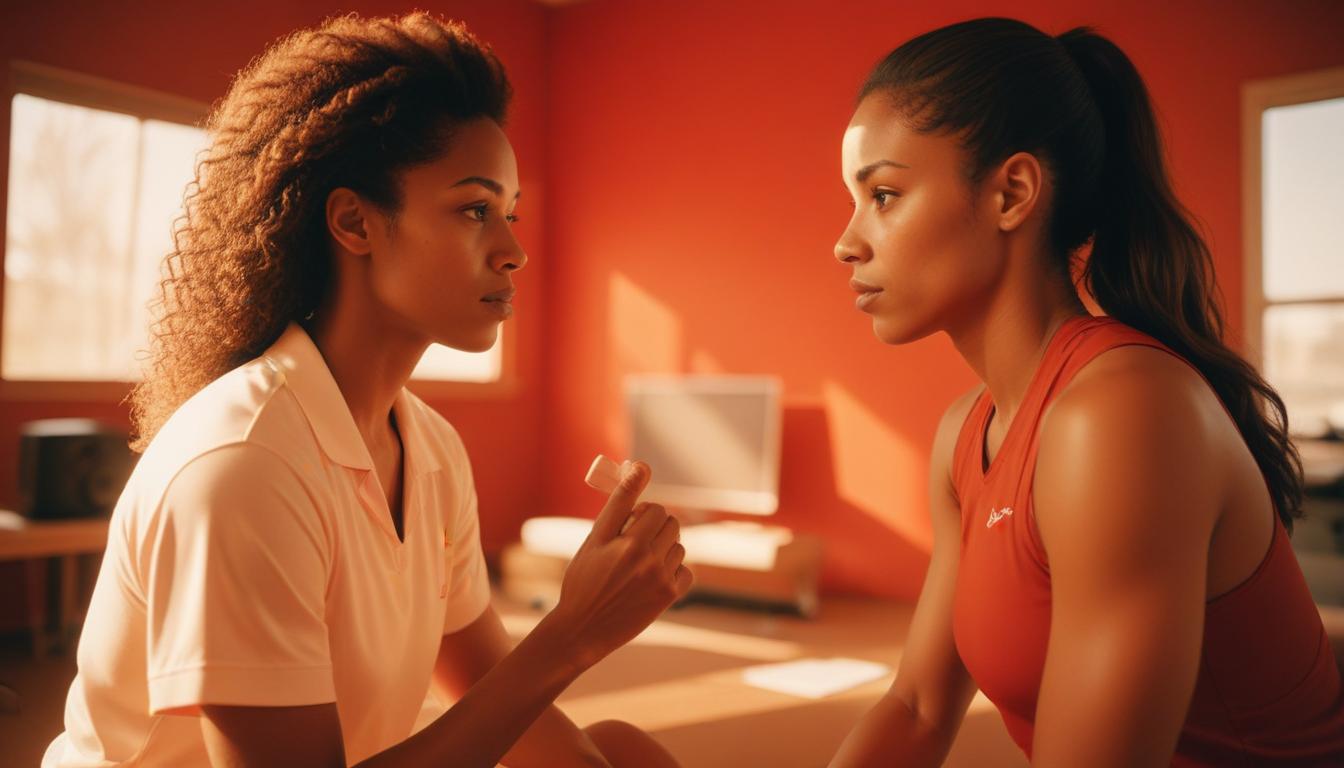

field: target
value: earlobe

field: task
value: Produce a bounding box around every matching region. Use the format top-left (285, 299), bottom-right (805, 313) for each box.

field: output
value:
top-left (997, 152), bottom-right (1042, 233)
top-left (326, 187), bottom-right (373, 256)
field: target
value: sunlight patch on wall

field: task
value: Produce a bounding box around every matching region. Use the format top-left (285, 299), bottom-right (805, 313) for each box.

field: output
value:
top-left (607, 272), bottom-right (684, 445)
top-left (822, 380), bottom-right (931, 550)
top-left (689, 347), bottom-right (727, 374)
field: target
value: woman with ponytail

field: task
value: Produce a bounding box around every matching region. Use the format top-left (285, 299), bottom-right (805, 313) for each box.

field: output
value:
top-left (44, 13), bottom-right (687, 768)
top-left (829, 17), bottom-right (1344, 767)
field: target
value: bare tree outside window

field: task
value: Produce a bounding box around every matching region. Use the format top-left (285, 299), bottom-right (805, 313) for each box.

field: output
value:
top-left (3, 94), bottom-right (145, 380)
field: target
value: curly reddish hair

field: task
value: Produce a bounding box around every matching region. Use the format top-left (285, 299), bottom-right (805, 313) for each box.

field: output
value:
top-left (130, 12), bottom-right (511, 449)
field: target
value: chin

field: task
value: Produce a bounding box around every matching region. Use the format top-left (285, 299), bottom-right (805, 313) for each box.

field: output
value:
top-left (872, 313), bottom-right (937, 346)
top-left (428, 324), bottom-right (498, 354)
top-left (461, 328), bottom-right (501, 353)
top-left (463, 338), bottom-right (497, 353)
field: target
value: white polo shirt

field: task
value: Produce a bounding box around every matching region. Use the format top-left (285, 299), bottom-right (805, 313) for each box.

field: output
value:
top-left (43, 324), bottom-right (492, 766)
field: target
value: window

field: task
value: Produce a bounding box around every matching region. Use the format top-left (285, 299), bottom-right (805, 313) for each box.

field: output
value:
top-left (2, 62), bottom-right (505, 396)
top-left (412, 332), bottom-right (503, 383)
top-left (1243, 67), bottom-right (1344, 438)
top-left (4, 91), bottom-right (205, 382)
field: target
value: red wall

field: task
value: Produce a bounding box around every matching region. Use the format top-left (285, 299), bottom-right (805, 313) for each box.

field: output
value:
top-left (3, 1), bottom-right (1343, 614)
top-left (539, 0), bottom-right (1344, 599)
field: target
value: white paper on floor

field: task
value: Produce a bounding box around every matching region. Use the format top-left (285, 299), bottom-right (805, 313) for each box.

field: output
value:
top-left (741, 657), bottom-right (892, 699)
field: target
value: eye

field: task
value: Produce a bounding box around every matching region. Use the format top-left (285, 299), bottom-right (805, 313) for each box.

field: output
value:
top-left (873, 189), bottom-right (899, 209)
top-left (464, 204), bottom-right (520, 224)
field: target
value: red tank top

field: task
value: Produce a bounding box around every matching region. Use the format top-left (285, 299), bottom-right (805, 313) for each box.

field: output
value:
top-left (950, 315), bottom-right (1344, 766)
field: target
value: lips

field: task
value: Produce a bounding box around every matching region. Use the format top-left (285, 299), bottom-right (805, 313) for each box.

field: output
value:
top-left (850, 278), bottom-right (882, 312)
top-left (849, 278), bottom-right (882, 295)
top-left (482, 287), bottom-right (516, 318)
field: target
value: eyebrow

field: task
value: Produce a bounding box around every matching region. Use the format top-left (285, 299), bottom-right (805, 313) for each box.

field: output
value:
top-left (451, 176), bottom-right (521, 199)
top-left (855, 160), bottom-right (911, 183)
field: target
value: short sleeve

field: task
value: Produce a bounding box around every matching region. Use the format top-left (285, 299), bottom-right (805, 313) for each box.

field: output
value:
top-left (143, 443), bottom-right (336, 714)
top-left (441, 443), bottom-right (491, 635)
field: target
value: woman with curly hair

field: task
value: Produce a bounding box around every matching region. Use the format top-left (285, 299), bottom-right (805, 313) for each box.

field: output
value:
top-left (44, 13), bottom-right (687, 768)
top-left (827, 18), bottom-right (1344, 767)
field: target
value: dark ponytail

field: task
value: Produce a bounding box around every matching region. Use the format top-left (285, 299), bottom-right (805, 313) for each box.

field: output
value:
top-left (862, 19), bottom-right (1303, 530)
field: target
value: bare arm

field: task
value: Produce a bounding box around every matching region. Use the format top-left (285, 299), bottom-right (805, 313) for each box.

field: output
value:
top-left (201, 612), bottom-right (584, 768)
top-left (828, 389), bottom-right (982, 768)
top-left (430, 605), bottom-right (610, 768)
top-left (201, 462), bottom-right (692, 768)
top-left (1030, 349), bottom-right (1222, 766)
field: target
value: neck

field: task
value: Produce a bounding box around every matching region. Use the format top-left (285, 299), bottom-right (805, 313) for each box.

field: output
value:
top-left (947, 268), bottom-right (1088, 425)
top-left (304, 264), bottom-right (427, 445)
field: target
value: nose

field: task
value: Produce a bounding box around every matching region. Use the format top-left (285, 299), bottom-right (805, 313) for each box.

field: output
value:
top-left (491, 227), bottom-right (528, 273)
top-left (834, 226), bottom-right (869, 265)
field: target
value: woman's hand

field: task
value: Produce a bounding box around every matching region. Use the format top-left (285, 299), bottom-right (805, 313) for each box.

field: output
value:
top-left (546, 462), bottom-right (693, 670)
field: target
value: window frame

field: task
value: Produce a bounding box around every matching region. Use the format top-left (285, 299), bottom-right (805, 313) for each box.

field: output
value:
top-left (1, 61), bottom-right (208, 400)
top-left (1, 61), bottom-right (518, 402)
top-left (1240, 64), bottom-right (1344, 370)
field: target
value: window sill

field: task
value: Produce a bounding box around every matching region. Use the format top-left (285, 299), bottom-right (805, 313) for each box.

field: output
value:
top-left (0, 380), bottom-right (134, 402)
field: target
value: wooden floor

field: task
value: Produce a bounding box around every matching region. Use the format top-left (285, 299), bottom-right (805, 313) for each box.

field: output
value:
top-left (1, 593), bottom-right (1029, 767)
top-left (0, 636), bottom-right (77, 768)
top-left (494, 593), bottom-right (1028, 767)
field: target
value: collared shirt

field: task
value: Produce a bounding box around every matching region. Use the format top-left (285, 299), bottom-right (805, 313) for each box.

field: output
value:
top-left (44, 324), bottom-right (491, 767)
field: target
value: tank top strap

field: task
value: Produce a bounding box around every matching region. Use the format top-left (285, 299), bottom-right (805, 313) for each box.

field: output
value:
top-left (951, 387), bottom-right (993, 491)
top-left (1032, 317), bottom-right (1177, 429)
top-left (1010, 317), bottom-right (1177, 501)
top-left (990, 316), bottom-right (1103, 501)
top-left (950, 316), bottom-right (1176, 508)
top-left (950, 316), bottom-right (1105, 496)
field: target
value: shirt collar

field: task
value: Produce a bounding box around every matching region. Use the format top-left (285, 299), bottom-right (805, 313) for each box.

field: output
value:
top-left (261, 324), bottom-right (443, 479)
top-left (261, 324), bottom-right (373, 471)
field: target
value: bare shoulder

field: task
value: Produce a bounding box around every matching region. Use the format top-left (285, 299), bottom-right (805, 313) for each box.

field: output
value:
top-left (1035, 345), bottom-right (1225, 550)
top-left (1068, 344), bottom-right (1207, 393)
top-left (1044, 344), bottom-right (1225, 448)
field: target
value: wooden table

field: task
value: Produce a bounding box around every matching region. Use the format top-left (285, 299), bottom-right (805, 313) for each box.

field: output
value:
top-left (0, 510), bottom-right (109, 656)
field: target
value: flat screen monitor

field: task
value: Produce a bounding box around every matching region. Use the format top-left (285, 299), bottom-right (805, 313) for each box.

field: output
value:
top-left (625, 375), bottom-right (782, 515)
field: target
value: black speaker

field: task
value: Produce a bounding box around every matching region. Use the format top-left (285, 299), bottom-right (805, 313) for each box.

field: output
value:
top-left (17, 419), bottom-right (137, 520)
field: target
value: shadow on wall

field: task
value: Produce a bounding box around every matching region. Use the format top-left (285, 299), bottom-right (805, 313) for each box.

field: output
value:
top-left (775, 403), bottom-right (931, 600)
top-left (601, 271), bottom-right (936, 599)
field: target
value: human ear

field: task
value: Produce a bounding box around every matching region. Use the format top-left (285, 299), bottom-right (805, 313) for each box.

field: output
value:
top-left (994, 151), bottom-right (1043, 233)
top-left (325, 187), bottom-right (374, 256)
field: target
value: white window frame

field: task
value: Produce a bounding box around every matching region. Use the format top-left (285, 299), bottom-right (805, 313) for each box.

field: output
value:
top-left (1, 61), bottom-right (518, 402)
top-left (1240, 65), bottom-right (1344, 369)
